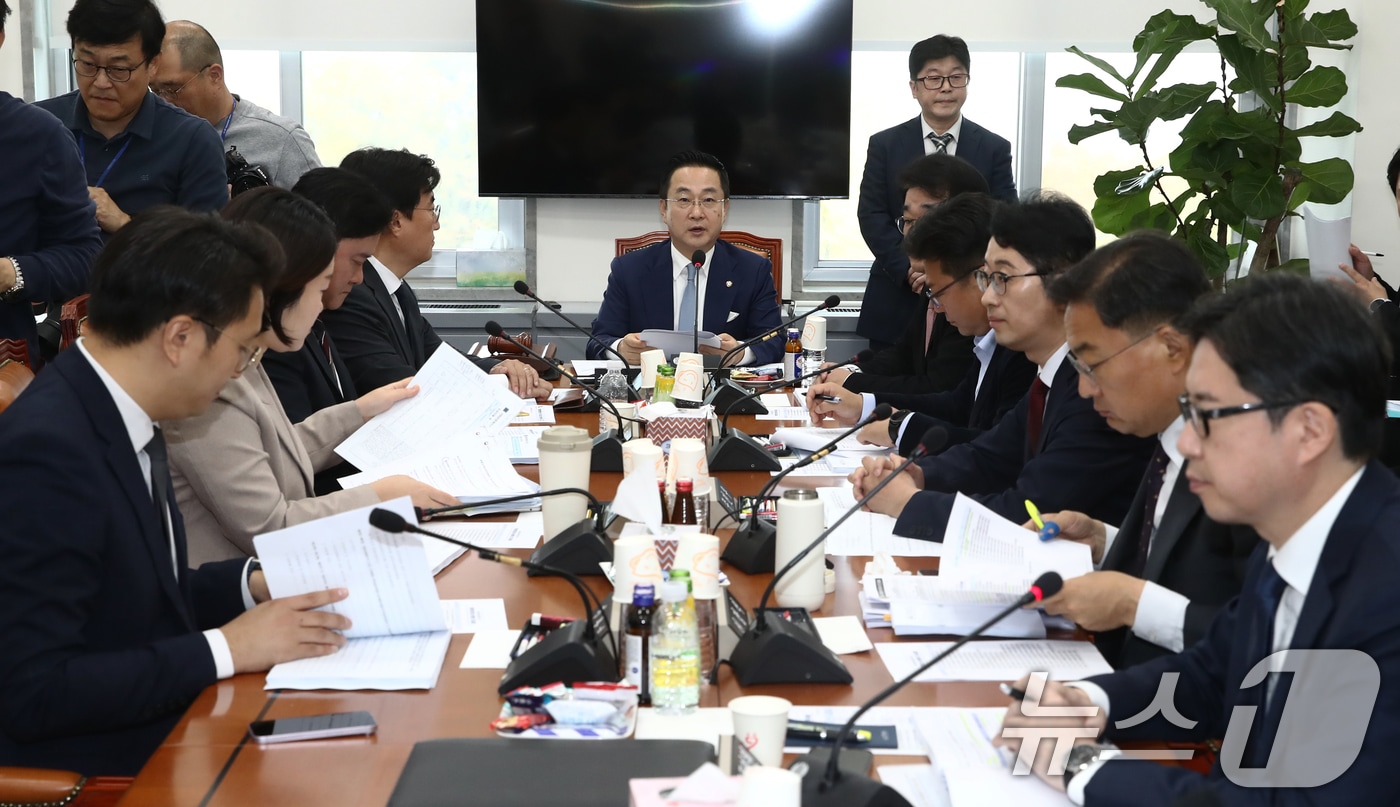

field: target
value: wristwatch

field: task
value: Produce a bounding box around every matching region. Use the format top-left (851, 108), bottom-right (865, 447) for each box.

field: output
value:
top-left (0, 256), bottom-right (22, 301)
top-left (1062, 743), bottom-right (1102, 789)
top-left (887, 410), bottom-right (913, 445)
top-left (1370, 297), bottom-right (1391, 314)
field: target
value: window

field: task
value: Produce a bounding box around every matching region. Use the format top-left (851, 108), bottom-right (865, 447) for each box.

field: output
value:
top-left (222, 51), bottom-right (282, 117)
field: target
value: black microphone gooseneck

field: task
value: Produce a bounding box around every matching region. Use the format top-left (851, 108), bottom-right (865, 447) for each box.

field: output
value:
top-left (690, 250), bottom-right (704, 357)
top-left (811, 571), bottom-right (1065, 803)
top-left (512, 280), bottom-right (632, 369)
top-left (718, 348), bottom-right (872, 432)
top-left (716, 294), bottom-right (840, 368)
top-left (418, 486), bottom-right (603, 524)
top-left (368, 508), bottom-right (620, 672)
top-left (483, 321), bottom-right (643, 431)
top-left (754, 425), bottom-right (949, 622)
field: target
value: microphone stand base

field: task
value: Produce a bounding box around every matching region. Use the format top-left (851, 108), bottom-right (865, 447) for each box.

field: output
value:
top-left (496, 617), bottom-right (618, 695)
top-left (528, 518), bottom-right (612, 576)
top-left (729, 609), bottom-right (852, 685)
top-left (790, 748), bottom-right (911, 807)
top-left (719, 516), bottom-right (776, 574)
top-left (591, 430), bottom-right (625, 472)
top-left (704, 379), bottom-right (769, 416)
top-left (708, 428), bottom-right (781, 472)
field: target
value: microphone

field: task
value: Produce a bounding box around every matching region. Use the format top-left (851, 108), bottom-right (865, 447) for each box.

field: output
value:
top-left (690, 250), bottom-right (705, 356)
top-left (715, 294), bottom-right (840, 369)
top-left (416, 486), bottom-right (612, 577)
top-left (721, 348), bottom-right (874, 430)
top-left (800, 571), bottom-right (1065, 807)
top-left (513, 280), bottom-right (633, 370)
top-left (369, 508), bottom-right (618, 694)
top-left (485, 320), bottom-right (640, 473)
top-left (707, 350), bottom-right (874, 473)
top-left (720, 403), bottom-right (893, 575)
top-left (727, 425), bottom-right (949, 687)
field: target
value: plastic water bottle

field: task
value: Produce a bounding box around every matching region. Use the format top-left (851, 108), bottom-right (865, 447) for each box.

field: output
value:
top-left (649, 581), bottom-right (700, 715)
top-left (597, 367), bottom-right (630, 435)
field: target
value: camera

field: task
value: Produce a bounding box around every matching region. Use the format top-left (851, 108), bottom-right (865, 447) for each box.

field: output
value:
top-left (225, 145), bottom-right (272, 197)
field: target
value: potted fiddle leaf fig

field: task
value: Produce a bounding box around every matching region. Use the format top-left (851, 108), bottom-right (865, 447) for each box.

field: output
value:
top-left (1058, 0), bottom-right (1359, 283)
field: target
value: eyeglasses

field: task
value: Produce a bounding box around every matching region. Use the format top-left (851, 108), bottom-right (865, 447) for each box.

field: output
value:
top-left (1177, 393), bottom-right (1303, 438)
top-left (925, 268), bottom-right (976, 309)
top-left (415, 205), bottom-right (442, 221)
top-left (195, 318), bottom-right (266, 374)
top-left (73, 56), bottom-right (150, 83)
top-left (974, 268), bottom-right (1047, 296)
top-left (1067, 329), bottom-right (1157, 385)
top-left (153, 65), bottom-right (210, 99)
top-left (666, 197), bottom-right (727, 212)
top-left (913, 73), bottom-right (970, 91)
top-left (897, 215), bottom-right (921, 235)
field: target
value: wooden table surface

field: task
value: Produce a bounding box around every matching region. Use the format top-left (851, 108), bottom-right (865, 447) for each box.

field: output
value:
top-left (116, 407), bottom-right (1008, 806)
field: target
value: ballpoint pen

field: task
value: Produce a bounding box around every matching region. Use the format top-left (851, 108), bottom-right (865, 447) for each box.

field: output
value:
top-left (813, 394), bottom-right (842, 403)
top-left (787, 722), bottom-right (872, 743)
top-left (1000, 682), bottom-right (1028, 701)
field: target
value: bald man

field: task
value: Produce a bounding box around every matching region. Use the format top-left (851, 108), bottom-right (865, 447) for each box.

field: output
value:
top-left (152, 20), bottom-right (321, 188)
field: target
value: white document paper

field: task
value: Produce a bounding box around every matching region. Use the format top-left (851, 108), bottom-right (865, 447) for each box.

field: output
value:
top-left (875, 764), bottom-right (949, 807)
top-left (422, 536), bottom-right (468, 576)
top-left (424, 521), bottom-right (538, 550)
top-left (783, 705), bottom-right (930, 756)
top-left (914, 708), bottom-right (1072, 807)
top-left (756, 406), bottom-right (810, 421)
top-left (889, 600), bottom-right (1047, 639)
top-left (774, 426), bottom-right (891, 454)
top-left (510, 404), bottom-right (556, 424)
top-left (759, 393), bottom-right (795, 408)
top-left (639, 328), bottom-right (722, 357)
top-left (570, 359), bottom-right (625, 375)
top-left (334, 345), bottom-right (524, 470)
top-left (515, 511), bottom-right (544, 541)
top-left (486, 426), bottom-right (546, 464)
top-left (940, 494), bottom-right (1092, 602)
top-left (338, 440), bottom-right (536, 501)
top-left (1304, 205), bottom-right (1352, 282)
top-left (459, 628), bottom-right (521, 669)
top-left (440, 598), bottom-right (509, 633)
top-left (812, 615), bottom-right (875, 654)
top-left (265, 631), bottom-right (451, 691)
top-left (634, 707), bottom-right (734, 753)
top-left (773, 457), bottom-right (845, 477)
top-left (253, 497), bottom-right (446, 639)
top-left (875, 640), bottom-right (1112, 683)
top-left (817, 486), bottom-right (942, 557)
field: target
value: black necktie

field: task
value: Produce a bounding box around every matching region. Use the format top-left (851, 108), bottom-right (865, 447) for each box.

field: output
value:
top-left (1125, 443), bottom-right (1171, 578)
top-left (1026, 377), bottom-right (1049, 457)
top-left (1244, 560), bottom-right (1288, 766)
top-left (146, 428), bottom-right (171, 544)
top-left (317, 323), bottom-right (343, 397)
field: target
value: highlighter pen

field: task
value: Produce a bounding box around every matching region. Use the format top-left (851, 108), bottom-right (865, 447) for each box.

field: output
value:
top-left (1023, 499), bottom-right (1060, 541)
top-left (1000, 683), bottom-right (1028, 701)
top-left (787, 723), bottom-right (872, 743)
top-left (814, 394), bottom-right (842, 403)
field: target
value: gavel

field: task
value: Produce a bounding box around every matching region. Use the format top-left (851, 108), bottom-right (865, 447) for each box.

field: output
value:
top-left (487, 332), bottom-right (534, 355)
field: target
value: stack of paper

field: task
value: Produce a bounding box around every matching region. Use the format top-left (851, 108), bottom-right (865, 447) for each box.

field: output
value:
top-left (909, 708), bottom-right (1073, 806)
top-left (875, 640), bottom-right (1112, 683)
top-left (815, 486), bottom-right (942, 557)
top-left (861, 574), bottom-right (1047, 639)
top-left (488, 426), bottom-right (547, 463)
top-left (253, 498), bottom-right (451, 690)
top-left (773, 426), bottom-right (890, 454)
top-left (338, 442), bottom-right (541, 514)
top-left (939, 494), bottom-right (1094, 603)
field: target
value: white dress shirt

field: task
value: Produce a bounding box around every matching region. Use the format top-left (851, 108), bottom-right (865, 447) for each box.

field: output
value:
top-left (859, 329), bottom-right (1001, 447)
top-left (75, 338), bottom-right (249, 680)
top-left (616, 243), bottom-right (755, 364)
top-left (921, 115), bottom-right (964, 156)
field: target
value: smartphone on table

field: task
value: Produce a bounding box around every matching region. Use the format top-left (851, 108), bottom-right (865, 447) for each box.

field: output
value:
top-left (248, 711), bottom-right (377, 744)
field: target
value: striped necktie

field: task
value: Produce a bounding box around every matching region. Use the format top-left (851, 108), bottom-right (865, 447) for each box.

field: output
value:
top-left (928, 132), bottom-right (953, 153)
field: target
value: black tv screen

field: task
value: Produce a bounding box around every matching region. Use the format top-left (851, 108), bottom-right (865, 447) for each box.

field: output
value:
top-left (476, 0), bottom-right (853, 199)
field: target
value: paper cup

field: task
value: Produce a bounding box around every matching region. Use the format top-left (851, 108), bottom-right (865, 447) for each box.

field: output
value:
top-left (674, 533), bottom-right (721, 598)
top-left (801, 315), bottom-right (827, 351)
top-left (672, 360), bottom-right (705, 403)
top-left (677, 352), bottom-right (704, 368)
top-left (669, 438), bottom-right (709, 486)
top-left (737, 766), bottom-right (800, 807)
top-left (729, 696), bottom-right (793, 769)
top-left (622, 438), bottom-right (665, 481)
top-left (639, 349), bottom-right (666, 388)
top-left (611, 535), bottom-right (664, 629)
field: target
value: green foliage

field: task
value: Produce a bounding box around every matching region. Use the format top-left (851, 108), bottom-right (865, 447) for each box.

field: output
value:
top-left (1061, 0), bottom-right (1359, 284)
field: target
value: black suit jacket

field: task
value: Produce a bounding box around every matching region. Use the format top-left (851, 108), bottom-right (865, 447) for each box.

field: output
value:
top-left (1095, 467), bottom-right (1258, 669)
top-left (0, 349), bottom-right (246, 775)
top-left (322, 263), bottom-right (496, 394)
top-left (1085, 462), bottom-right (1400, 805)
top-left (841, 311), bottom-right (974, 396)
top-left (895, 359), bottom-right (1154, 539)
top-left (856, 116), bottom-right (1016, 345)
top-left (878, 342), bottom-right (1037, 455)
top-left (589, 239), bottom-right (784, 365)
top-left (261, 320), bottom-right (359, 495)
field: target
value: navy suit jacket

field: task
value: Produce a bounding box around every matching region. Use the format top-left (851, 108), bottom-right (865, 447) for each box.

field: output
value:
top-left (1096, 469), bottom-right (1258, 669)
top-left (589, 239), bottom-right (784, 365)
top-left (322, 264), bottom-right (493, 393)
top-left (879, 342), bottom-right (1037, 455)
top-left (856, 116), bottom-right (1015, 345)
top-left (0, 348), bottom-right (246, 775)
top-left (894, 359), bottom-right (1153, 539)
top-left (262, 320), bottom-right (361, 495)
top-left (1084, 462), bottom-right (1400, 805)
top-left (840, 311), bottom-right (975, 396)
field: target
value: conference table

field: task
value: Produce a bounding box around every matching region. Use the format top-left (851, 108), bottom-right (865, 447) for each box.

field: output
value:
top-left (115, 405), bottom-right (1014, 806)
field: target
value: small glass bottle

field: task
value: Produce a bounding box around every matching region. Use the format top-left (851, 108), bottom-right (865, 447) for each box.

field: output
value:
top-left (658, 479), bottom-right (672, 525)
top-left (654, 365), bottom-right (675, 404)
top-left (670, 478), bottom-right (698, 526)
top-left (624, 583), bottom-right (657, 705)
top-left (783, 327), bottom-right (802, 383)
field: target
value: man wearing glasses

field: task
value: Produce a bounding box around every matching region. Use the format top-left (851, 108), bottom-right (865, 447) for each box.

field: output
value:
top-left (856, 34), bottom-right (1016, 353)
top-left (591, 150), bottom-right (783, 366)
top-left (807, 193), bottom-right (1036, 454)
top-left (850, 193), bottom-right (1153, 540)
top-left (153, 21), bottom-right (321, 189)
top-left (35, 0), bottom-right (226, 235)
top-left (1029, 231), bottom-right (1257, 669)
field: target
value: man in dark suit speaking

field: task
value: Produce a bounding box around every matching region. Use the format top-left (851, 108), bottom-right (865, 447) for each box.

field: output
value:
top-left (0, 209), bottom-right (351, 775)
top-left (590, 150), bottom-right (782, 366)
top-left (857, 34), bottom-right (1016, 351)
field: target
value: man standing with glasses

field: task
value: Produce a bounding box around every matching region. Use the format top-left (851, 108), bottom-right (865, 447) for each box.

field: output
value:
top-left (851, 194), bottom-right (1152, 539)
top-left (153, 21), bottom-right (321, 189)
top-left (591, 150), bottom-right (783, 366)
top-left (1029, 231), bottom-right (1258, 669)
top-left (35, 0), bottom-right (226, 235)
top-left (856, 34), bottom-right (1016, 353)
